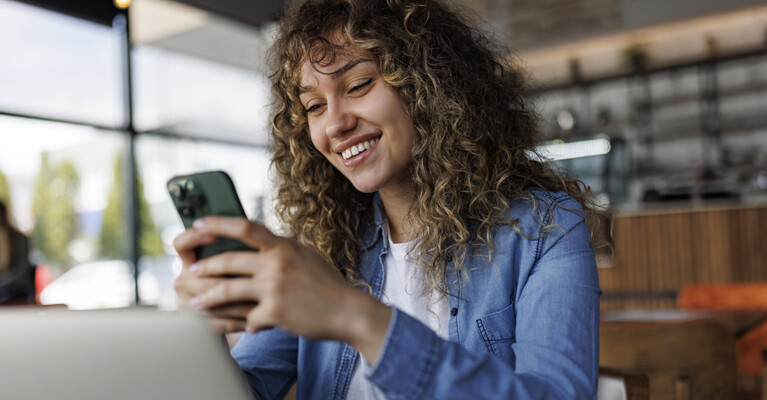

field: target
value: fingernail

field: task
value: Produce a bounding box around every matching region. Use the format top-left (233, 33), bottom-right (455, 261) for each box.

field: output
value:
top-left (193, 219), bottom-right (205, 229)
top-left (190, 296), bottom-right (202, 309)
top-left (189, 263), bottom-right (200, 274)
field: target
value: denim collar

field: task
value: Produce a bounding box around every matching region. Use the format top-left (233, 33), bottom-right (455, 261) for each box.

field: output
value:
top-left (358, 192), bottom-right (385, 251)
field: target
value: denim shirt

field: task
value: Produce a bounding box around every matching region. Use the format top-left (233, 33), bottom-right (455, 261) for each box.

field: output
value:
top-left (231, 191), bottom-right (601, 399)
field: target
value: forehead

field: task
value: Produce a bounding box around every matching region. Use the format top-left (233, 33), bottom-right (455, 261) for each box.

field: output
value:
top-left (298, 38), bottom-right (371, 88)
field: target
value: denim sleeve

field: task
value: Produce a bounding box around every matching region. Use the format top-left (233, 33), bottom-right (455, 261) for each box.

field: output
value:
top-left (231, 328), bottom-right (299, 400)
top-left (366, 201), bottom-right (601, 399)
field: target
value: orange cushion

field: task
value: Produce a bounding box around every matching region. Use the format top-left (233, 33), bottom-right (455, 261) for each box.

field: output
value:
top-left (678, 283), bottom-right (767, 310)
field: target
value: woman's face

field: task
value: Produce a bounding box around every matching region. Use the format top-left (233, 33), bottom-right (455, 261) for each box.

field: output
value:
top-left (298, 40), bottom-right (416, 195)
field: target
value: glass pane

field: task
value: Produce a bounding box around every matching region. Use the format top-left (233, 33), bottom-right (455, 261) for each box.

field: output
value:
top-left (0, 115), bottom-right (131, 308)
top-left (0, 0), bottom-right (123, 127)
top-left (136, 135), bottom-right (275, 309)
top-left (133, 38), bottom-right (272, 145)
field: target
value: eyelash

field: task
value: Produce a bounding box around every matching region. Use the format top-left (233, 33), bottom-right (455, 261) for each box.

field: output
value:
top-left (350, 78), bottom-right (373, 93)
top-left (305, 78), bottom-right (374, 114)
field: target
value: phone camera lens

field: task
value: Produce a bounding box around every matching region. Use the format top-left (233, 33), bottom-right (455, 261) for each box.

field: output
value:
top-left (186, 180), bottom-right (196, 191)
top-left (189, 193), bottom-right (206, 208)
top-left (169, 183), bottom-right (185, 200)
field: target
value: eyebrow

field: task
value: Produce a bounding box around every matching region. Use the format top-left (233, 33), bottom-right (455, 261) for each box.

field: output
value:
top-left (298, 58), bottom-right (375, 94)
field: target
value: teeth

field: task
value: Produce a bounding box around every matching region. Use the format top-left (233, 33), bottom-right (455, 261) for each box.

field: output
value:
top-left (342, 138), bottom-right (379, 160)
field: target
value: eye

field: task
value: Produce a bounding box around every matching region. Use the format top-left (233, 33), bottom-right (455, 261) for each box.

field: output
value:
top-left (349, 78), bottom-right (373, 93)
top-left (305, 103), bottom-right (324, 114)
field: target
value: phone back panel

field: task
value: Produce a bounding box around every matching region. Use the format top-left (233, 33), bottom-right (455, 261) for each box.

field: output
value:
top-left (167, 171), bottom-right (255, 259)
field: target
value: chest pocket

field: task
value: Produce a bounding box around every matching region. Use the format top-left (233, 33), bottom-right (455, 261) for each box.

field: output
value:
top-left (476, 302), bottom-right (517, 358)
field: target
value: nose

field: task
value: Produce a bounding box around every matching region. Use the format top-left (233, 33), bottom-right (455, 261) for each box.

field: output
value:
top-left (325, 101), bottom-right (357, 138)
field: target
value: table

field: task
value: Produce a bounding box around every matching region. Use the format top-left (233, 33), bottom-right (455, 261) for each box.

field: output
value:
top-left (601, 309), bottom-right (767, 338)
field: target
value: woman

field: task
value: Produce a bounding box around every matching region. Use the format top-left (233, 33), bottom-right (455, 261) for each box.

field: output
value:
top-left (0, 201), bottom-right (35, 304)
top-left (174, 0), bottom-right (602, 398)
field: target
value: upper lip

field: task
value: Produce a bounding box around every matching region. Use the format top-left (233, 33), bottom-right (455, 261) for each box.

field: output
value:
top-left (333, 133), bottom-right (382, 154)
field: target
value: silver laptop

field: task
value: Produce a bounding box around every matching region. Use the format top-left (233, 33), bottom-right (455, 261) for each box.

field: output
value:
top-left (0, 308), bottom-right (253, 400)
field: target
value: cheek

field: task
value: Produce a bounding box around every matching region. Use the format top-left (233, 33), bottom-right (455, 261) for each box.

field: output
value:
top-left (307, 123), bottom-right (327, 153)
top-left (392, 108), bottom-right (417, 148)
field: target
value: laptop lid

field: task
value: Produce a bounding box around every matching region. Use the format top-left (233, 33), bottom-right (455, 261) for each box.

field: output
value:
top-left (0, 308), bottom-right (253, 400)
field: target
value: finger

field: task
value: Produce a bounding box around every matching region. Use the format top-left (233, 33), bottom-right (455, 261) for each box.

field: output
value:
top-left (208, 302), bottom-right (258, 320)
top-left (195, 278), bottom-right (264, 310)
top-left (173, 272), bottom-right (221, 297)
top-left (193, 251), bottom-right (264, 278)
top-left (193, 217), bottom-right (277, 251)
top-left (245, 302), bottom-right (278, 333)
top-left (173, 229), bottom-right (218, 265)
top-left (208, 317), bottom-right (247, 333)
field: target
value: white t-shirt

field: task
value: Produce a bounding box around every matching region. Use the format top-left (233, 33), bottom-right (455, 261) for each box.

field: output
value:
top-left (346, 234), bottom-right (450, 400)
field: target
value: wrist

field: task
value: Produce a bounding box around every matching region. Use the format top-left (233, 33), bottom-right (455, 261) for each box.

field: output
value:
top-left (340, 290), bottom-right (392, 365)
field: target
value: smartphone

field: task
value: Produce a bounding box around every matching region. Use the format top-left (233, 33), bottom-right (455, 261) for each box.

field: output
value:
top-left (167, 171), bottom-right (256, 260)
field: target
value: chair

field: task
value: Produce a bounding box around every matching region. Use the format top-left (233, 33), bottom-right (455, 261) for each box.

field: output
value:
top-left (600, 318), bottom-right (736, 400)
top-left (678, 282), bottom-right (767, 396)
top-left (763, 349), bottom-right (767, 400)
top-left (598, 366), bottom-right (649, 400)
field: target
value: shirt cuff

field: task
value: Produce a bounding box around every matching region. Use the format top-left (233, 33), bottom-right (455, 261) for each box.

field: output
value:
top-left (365, 307), bottom-right (442, 399)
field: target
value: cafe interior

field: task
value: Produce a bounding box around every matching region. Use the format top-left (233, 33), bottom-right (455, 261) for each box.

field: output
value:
top-left (1, 0), bottom-right (766, 399)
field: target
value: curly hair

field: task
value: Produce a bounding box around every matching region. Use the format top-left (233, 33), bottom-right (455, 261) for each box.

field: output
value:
top-left (269, 0), bottom-right (603, 293)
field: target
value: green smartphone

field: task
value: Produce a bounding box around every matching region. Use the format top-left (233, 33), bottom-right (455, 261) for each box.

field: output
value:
top-left (167, 171), bottom-right (256, 260)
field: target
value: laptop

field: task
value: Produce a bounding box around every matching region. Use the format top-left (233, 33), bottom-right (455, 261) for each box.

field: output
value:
top-left (0, 308), bottom-right (253, 400)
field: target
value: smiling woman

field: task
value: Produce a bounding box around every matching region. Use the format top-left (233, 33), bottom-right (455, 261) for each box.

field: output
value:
top-left (172, 1), bottom-right (604, 399)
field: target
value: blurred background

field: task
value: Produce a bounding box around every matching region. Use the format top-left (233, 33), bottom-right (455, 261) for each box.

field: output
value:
top-left (0, 0), bottom-right (766, 396)
top-left (0, 0), bottom-right (765, 309)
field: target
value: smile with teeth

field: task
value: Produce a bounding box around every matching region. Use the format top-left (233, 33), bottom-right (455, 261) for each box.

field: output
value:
top-left (341, 137), bottom-right (379, 160)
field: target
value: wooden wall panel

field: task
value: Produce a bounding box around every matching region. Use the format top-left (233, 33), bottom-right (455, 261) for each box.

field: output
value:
top-left (598, 204), bottom-right (767, 310)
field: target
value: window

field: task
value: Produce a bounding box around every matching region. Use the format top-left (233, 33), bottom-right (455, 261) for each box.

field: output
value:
top-left (0, 0), bottom-right (123, 126)
top-left (0, 0), bottom-right (275, 309)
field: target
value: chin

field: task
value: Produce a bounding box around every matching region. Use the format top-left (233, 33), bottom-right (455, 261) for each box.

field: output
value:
top-left (351, 182), bottom-right (380, 194)
top-left (348, 177), bottom-right (383, 194)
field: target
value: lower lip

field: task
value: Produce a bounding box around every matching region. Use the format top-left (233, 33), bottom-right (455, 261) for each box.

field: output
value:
top-left (341, 140), bottom-right (379, 167)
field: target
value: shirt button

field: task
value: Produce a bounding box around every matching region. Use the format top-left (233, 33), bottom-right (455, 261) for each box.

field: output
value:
top-left (450, 307), bottom-right (458, 316)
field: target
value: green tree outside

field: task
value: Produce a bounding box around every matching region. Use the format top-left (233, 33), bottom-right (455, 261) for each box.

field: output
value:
top-left (98, 154), bottom-right (163, 259)
top-left (0, 168), bottom-right (10, 210)
top-left (31, 153), bottom-right (54, 263)
top-left (30, 153), bottom-right (81, 270)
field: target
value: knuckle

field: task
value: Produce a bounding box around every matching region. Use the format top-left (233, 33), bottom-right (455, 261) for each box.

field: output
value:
top-left (269, 277), bottom-right (288, 297)
top-left (207, 252), bottom-right (233, 275)
top-left (224, 320), bottom-right (239, 333)
top-left (208, 254), bottom-right (227, 273)
top-left (172, 234), bottom-right (186, 251)
top-left (236, 220), bottom-right (253, 238)
top-left (213, 281), bottom-right (233, 298)
top-left (172, 272), bottom-right (193, 293)
top-left (172, 275), bottom-right (184, 292)
top-left (264, 302), bottom-right (284, 321)
top-left (212, 320), bottom-right (229, 333)
top-left (270, 253), bottom-right (295, 275)
top-left (274, 260), bottom-right (291, 275)
top-left (275, 240), bottom-right (296, 254)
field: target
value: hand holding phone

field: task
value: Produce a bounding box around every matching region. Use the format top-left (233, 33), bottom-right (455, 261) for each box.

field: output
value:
top-left (167, 171), bottom-right (256, 259)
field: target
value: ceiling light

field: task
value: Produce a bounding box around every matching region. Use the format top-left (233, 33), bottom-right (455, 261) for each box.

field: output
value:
top-left (114, 0), bottom-right (131, 10)
top-left (529, 136), bottom-right (612, 161)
